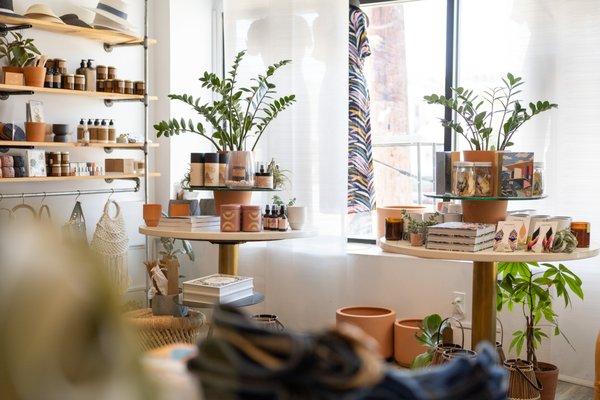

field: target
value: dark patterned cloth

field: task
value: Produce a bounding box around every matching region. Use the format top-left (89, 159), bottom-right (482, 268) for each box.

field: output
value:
top-left (348, 5), bottom-right (375, 214)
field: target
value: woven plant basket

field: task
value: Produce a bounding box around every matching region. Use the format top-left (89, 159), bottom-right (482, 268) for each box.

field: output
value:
top-left (125, 308), bottom-right (206, 351)
top-left (431, 317), bottom-right (465, 366)
top-left (504, 359), bottom-right (542, 400)
top-left (496, 318), bottom-right (506, 365)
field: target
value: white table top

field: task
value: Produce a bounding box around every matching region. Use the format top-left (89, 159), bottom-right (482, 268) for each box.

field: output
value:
top-left (139, 226), bottom-right (314, 243)
top-left (379, 238), bottom-right (599, 263)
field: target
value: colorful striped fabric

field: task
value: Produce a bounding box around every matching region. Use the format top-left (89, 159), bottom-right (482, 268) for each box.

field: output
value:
top-left (348, 5), bottom-right (375, 214)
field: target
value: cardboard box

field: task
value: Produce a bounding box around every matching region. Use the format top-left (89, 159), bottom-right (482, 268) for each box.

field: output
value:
top-left (105, 158), bottom-right (135, 174)
top-left (3, 72), bottom-right (24, 86)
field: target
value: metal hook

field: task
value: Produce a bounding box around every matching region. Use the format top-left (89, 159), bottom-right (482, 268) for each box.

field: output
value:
top-left (75, 190), bottom-right (81, 202)
top-left (0, 193), bottom-right (3, 205)
top-left (21, 193), bottom-right (25, 205)
top-left (41, 192), bottom-right (47, 205)
top-left (108, 188), bottom-right (115, 201)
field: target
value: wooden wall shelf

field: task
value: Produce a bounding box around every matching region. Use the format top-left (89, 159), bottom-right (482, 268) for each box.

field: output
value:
top-left (0, 84), bottom-right (158, 101)
top-left (0, 15), bottom-right (157, 46)
top-left (0, 140), bottom-right (159, 150)
top-left (0, 173), bottom-right (160, 184)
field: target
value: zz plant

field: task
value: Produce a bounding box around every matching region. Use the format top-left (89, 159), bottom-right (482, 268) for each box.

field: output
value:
top-left (155, 50), bottom-right (296, 151)
top-left (497, 262), bottom-right (583, 369)
top-left (0, 32), bottom-right (41, 68)
top-left (424, 73), bottom-right (557, 151)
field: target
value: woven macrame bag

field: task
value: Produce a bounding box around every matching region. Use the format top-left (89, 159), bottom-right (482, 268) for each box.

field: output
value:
top-left (90, 200), bottom-right (130, 293)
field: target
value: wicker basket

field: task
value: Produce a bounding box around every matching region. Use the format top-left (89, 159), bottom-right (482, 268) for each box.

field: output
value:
top-left (125, 308), bottom-right (206, 351)
top-left (504, 359), bottom-right (542, 400)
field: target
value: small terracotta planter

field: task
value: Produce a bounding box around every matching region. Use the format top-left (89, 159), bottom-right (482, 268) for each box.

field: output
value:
top-left (25, 122), bottom-right (46, 142)
top-left (536, 362), bottom-right (558, 400)
top-left (409, 232), bottom-right (424, 246)
top-left (23, 66), bottom-right (46, 88)
top-left (394, 319), bottom-right (426, 367)
top-left (143, 204), bottom-right (162, 227)
top-left (336, 306), bottom-right (396, 358)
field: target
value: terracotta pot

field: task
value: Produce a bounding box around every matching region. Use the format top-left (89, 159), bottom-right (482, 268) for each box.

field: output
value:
top-left (336, 306), bottom-right (396, 358)
top-left (462, 199), bottom-right (508, 224)
top-left (25, 122), bottom-right (46, 142)
top-left (23, 66), bottom-right (46, 88)
top-left (213, 190), bottom-right (252, 216)
top-left (376, 205), bottom-right (427, 240)
top-left (143, 204), bottom-right (162, 227)
top-left (536, 362), bottom-right (559, 400)
top-left (409, 232), bottom-right (424, 247)
top-left (394, 319), bottom-right (426, 367)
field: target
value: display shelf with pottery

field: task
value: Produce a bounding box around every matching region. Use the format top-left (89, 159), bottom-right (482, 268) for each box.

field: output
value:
top-left (0, 140), bottom-right (158, 150)
top-left (379, 238), bottom-right (599, 349)
top-left (0, 83), bottom-right (158, 102)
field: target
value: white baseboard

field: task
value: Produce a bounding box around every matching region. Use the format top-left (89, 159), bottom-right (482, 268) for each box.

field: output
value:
top-left (558, 374), bottom-right (593, 388)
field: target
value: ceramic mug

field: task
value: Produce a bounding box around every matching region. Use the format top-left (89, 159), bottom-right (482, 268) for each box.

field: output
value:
top-left (143, 204), bottom-right (162, 227)
top-left (287, 206), bottom-right (307, 230)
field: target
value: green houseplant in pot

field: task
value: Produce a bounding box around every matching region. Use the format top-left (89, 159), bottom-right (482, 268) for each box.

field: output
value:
top-left (154, 51), bottom-right (295, 213)
top-left (0, 31), bottom-right (41, 84)
top-left (497, 261), bottom-right (584, 400)
top-left (402, 211), bottom-right (440, 247)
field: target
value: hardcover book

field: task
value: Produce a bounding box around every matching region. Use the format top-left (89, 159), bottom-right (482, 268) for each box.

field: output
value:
top-left (427, 231), bottom-right (496, 245)
top-left (183, 274), bottom-right (253, 297)
top-left (427, 222), bottom-right (496, 238)
top-left (426, 241), bottom-right (494, 252)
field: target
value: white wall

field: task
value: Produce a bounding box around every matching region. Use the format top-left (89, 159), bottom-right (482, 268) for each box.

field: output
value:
top-left (0, 0), bottom-right (152, 299)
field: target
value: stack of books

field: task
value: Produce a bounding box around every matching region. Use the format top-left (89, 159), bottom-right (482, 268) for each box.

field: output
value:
top-left (158, 216), bottom-right (220, 230)
top-left (183, 274), bottom-right (254, 304)
top-left (426, 222), bottom-right (496, 252)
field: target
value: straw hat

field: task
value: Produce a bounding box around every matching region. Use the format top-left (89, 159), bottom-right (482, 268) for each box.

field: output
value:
top-left (0, 0), bottom-right (23, 17)
top-left (85, 0), bottom-right (136, 33)
top-left (60, 13), bottom-right (92, 29)
top-left (24, 4), bottom-right (64, 24)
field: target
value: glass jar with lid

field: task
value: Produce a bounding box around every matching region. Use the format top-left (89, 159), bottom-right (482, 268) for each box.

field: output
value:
top-left (452, 161), bottom-right (476, 197)
top-left (473, 161), bottom-right (493, 196)
top-left (533, 162), bottom-right (544, 196)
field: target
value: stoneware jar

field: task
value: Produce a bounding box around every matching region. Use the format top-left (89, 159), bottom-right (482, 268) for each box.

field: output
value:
top-left (336, 306), bottom-right (396, 359)
top-left (220, 204), bottom-right (242, 232)
top-left (143, 204), bottom-right (162, 227)
top-left (242, 205), bottom-right (262, 232)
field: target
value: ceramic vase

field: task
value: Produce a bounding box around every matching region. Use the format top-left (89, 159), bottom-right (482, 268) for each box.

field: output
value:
top-left (287, 206), bottom-right (307, 230)
top-left (536, 362), bottom-right (559, 400)
top-left (394, 319), bottom-right (426, 367)
top-left (220, 204), bottom-right (242, 232)
top-left (336, 306), bottom-right (396, 358)
top-left (143, 204), bottom-right (162, 227)
top-left (25, 122), bottom-right (46, 142)
top-left (23, 66), bottom-right (46, 88)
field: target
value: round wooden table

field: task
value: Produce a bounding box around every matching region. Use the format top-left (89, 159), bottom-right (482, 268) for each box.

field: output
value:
top-left (139, 226), bottom-right (314, 275)
top-left (379, 238), bottom-right (599, 348)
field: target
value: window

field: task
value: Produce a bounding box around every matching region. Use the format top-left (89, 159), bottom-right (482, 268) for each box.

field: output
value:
top-left (348, 0), bottom-right (448, 240)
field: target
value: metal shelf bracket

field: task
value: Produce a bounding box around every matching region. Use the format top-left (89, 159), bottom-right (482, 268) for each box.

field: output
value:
top-left (0, 90), bottom-right (35, 100)
top-left (0, 23), bottom-right (33, 37)
top-left (104, 98), bottom-right (144, 107)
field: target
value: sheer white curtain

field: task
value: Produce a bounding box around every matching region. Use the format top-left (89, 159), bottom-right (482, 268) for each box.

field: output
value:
top-left (223, 0), bottom-right (349, 329)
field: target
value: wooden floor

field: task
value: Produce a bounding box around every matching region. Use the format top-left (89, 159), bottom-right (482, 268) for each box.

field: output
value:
top-left (557, 381), bottom-right (595, 400)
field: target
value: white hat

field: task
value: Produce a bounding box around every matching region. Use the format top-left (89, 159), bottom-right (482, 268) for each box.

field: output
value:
top-left (85, 0), bottom-right (136, 32)
top-left (24, 4), bottom-right (64, 24)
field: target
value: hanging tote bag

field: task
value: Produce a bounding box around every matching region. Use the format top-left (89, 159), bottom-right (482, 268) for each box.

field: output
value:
top-left (90, 200), bottom-right (130, 293)
top-left (62, 201), bottom-right (88, 245)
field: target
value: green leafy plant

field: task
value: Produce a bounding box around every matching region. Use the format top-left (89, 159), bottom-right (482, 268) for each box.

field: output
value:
top-left (497, 262), bottom-right (583, 369)
top-left (424, 73), bottom-right (557, 151)
top-left (412, 314), bottom-right (450, 368)
top-left (272, 195), bottom-right (296, 208)
top-left (267, 159), bottom-right (291, 190)
top-left (154, 50), bottom-right (296, 151)
top-left (0, 32), bottom-right (41, 68)
top-left (402, 211), bottom-right (440, 235)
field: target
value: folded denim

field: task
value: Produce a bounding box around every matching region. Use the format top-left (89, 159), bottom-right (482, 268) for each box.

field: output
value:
top-left (188, 306), bottom-right (507, 400)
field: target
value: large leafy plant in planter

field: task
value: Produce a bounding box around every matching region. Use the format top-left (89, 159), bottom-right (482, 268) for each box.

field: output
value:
top-left (154, 50), bottom-right (296, 151)
top-left (424, 73), bottom-right (557, 150)
top-left (497, 262), bottom-right (583, 368)
top-left (0, 32), bottom-right (41, 68)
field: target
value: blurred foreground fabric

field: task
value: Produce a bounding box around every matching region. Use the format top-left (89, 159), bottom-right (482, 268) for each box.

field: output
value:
top-left (188, 306), bottom-right (508, 400)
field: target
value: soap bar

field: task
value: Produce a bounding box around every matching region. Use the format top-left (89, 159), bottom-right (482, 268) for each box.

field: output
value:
top-left (105, 158), bottom-right (135, 174)
top-left (0, 155), bottom-right (13, 168)
top-left (12, 155), bottom-right (24, 168)
top-left (14, 167), bottom-right (26, 178)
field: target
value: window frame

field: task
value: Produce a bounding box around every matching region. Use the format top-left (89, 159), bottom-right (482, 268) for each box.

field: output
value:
top-left (347, 0), bottom-right (459, 244)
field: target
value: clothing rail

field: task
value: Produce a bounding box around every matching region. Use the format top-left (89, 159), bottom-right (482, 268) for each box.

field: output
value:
top-left (0, 181), bottom-right (140, 200)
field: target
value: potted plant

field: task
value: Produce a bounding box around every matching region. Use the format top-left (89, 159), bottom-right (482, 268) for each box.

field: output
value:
top-left (267, 159), bottom-right (291, 190)
top-left (0, 32), bottom-right (41, 83)
top-left (410, 314), bottom-right (458, 368)
top-left (273, 195), bottom-right (306, 230)
top-left (154, 51), bottom-right (296, 207)
top-left (424, 73), bottom-right (557, 158)
top-left (497, 261), bottom-right (584, 400)
top-left (402, 211), bottom-right (440, 246)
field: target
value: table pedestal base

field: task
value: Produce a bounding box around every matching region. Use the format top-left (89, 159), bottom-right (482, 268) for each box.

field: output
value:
top-left (471, 261), bottom-right (498, 349)
top-left (219, 244), bottom-right (239, 275)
